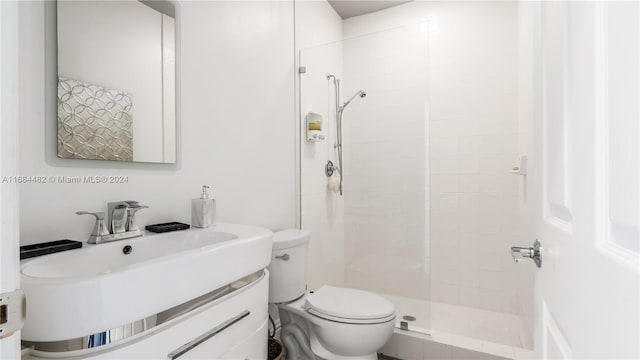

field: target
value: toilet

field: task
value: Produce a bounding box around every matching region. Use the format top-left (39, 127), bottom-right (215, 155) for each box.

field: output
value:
top-left (268, 229), bottom-right (395, 360)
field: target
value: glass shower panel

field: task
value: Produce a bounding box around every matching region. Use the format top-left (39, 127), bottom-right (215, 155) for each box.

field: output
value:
top-left (298, 41), bottom-right (346, 290)
top-left (342, 25), bottom-right (430, 331)
top-left (299, 24), bottom-right (430, 332)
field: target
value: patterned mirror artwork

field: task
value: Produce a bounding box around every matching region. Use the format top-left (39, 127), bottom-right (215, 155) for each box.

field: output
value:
top-left (57, 77), bottom-right (134, 161)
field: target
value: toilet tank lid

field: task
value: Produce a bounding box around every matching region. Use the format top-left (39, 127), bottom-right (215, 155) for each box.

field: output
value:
top-left (272, 229), bottom-right (311, 250)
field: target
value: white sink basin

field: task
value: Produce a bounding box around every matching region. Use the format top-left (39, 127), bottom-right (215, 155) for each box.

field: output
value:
top-left (22, 231), bottom-right (239, 279)
top-left (21, 223), bottom-right (272, 342)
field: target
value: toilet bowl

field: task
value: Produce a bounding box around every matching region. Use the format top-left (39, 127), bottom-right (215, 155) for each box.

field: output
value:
top-left (268, 230), bottom-right (395, 360)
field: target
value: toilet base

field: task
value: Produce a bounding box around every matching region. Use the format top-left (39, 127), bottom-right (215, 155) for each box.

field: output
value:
top-left (277, 294), bottom-right (393, 360)
top-left (310, 332), bottom-right (378, 360)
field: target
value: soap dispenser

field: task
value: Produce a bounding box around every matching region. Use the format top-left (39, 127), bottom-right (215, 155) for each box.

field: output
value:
top-left (191, 185), bottom-right (216, 228)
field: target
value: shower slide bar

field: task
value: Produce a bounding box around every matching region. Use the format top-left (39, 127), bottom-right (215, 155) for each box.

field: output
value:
top-left (326, 73), bottom-right (366, 196)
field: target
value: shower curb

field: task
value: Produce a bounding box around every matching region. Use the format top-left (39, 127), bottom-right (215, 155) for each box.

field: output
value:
top-left (378, 328), bottom-right (536, 360)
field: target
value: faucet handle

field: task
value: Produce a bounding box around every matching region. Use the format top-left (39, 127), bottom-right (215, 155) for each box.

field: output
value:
top-left (76, 211), bottom-right (105, 220)
top-left (129, 204), bottom-right (149, 210)
top-left (76, 211), bottom-right (110, 243)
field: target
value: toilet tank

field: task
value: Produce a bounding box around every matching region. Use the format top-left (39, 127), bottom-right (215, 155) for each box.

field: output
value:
top-left (268, 229), bottom-right (311, 303)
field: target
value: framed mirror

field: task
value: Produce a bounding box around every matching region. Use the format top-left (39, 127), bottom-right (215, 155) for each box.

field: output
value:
top-left (56, 0), bottom-right (176, 164)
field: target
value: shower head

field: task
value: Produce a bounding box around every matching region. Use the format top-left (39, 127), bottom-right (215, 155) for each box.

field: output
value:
top-left (341, 90), bottom-right (367, 110)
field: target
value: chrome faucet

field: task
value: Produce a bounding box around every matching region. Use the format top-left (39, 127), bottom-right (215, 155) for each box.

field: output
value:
top-left (77, 201), bottom-right (148, 244)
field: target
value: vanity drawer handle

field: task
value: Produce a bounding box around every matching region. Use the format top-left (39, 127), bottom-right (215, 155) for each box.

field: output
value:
top-left (167, 310), bottom-right (250, 359)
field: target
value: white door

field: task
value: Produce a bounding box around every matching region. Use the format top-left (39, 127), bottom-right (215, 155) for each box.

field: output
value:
top-left (0, 0), bottom-right (22, 358)
top-left (536, 1), bottom-right (639, 359)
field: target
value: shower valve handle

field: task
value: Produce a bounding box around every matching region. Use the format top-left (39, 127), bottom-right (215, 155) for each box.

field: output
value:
top-left (510, 239), bottom-right (542, 268)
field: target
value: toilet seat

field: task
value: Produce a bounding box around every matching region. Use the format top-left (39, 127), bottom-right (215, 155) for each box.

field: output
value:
top-left (304, 286), bottom-right (395, 324)
top-left (307, 308), bottom-right (395, 324)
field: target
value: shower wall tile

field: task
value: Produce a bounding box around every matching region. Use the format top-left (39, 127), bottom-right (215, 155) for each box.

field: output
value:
top-left (302, 191), bottom-right (345, 290)
top-left (431, 263), bottom-right (459, 285)
top-left (432, 193), bottom-right (460, 214)
top-left (340, 1), bottom-right (535, 336)
top-left (459, 286), bottom-right (482, 309)
top-left (459, 270), bottom-right (481, 288)
top-left (479, 270), bottom-right (517, 291)
top-left (343, 24), bottom-right (430, 301)
top-left (424, 0), bottom-right (522, 314)
top-left (431, 280), bottom-right (459, 304)
top-left (432, 174), bottom-right (460, 193)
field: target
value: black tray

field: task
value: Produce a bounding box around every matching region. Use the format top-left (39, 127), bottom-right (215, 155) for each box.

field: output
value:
top-left (145, 222), bottom-right (190, 233)
top-left (20, 240), bottom-right (83, 260)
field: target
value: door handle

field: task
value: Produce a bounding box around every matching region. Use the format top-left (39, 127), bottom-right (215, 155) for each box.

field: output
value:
top-left (511, 239), bottom-right (542, 268)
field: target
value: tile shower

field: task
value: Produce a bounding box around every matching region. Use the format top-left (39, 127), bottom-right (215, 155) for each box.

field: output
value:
top-left (298, 1), bottom-right (537, 359)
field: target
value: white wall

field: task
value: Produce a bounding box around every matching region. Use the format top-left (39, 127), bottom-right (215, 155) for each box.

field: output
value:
top-left (57, 1), bottom-right (165, 163)
top-left (295, 0), bottom-right (342, 51)
top-left (295, 0), bottom-right (345, 290)
top-left (344, 1), bottom-right (535, 322)
top-left (18, 0), bottom-right (296, 245)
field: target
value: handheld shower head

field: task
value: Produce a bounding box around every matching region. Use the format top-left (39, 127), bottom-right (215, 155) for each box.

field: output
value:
top-left (341, 90), bottom-right (367, 110)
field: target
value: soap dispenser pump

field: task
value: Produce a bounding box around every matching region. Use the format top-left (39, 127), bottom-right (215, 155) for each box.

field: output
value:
top-left (191, 185), bottom-right (216, 228)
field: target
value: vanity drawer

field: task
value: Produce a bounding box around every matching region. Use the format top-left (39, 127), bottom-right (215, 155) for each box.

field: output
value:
top-left (26, 272), bottom-right (271, 359)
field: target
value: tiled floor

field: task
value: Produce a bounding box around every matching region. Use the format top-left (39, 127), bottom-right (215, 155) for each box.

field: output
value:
top-left (378, 293), bottom-right (535, 360)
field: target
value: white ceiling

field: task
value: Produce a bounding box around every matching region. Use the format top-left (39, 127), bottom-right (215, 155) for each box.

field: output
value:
top-left (328, 0), bottom-right (414, 19)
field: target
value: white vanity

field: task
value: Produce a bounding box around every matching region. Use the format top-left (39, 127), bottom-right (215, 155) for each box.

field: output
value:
top-left (20, 223), bottom-right (273, 359)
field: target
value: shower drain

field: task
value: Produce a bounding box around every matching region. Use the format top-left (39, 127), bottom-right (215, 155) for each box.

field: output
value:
top-left (402, 315), bottom-right (416, 322)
